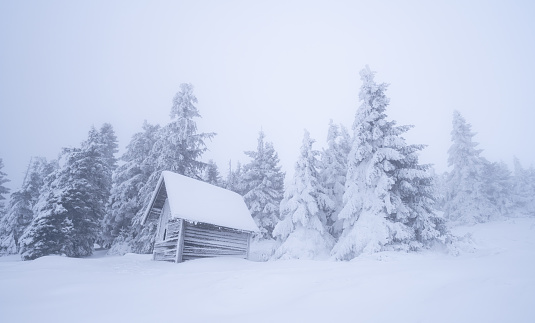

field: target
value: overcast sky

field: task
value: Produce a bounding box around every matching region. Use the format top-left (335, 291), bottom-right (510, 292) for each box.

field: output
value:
top-left (1, 0), bottom-right (534, 191)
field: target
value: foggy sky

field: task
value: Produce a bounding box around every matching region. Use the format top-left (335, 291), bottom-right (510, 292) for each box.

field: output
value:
top-left (1, 0), bottom-right (535, 191)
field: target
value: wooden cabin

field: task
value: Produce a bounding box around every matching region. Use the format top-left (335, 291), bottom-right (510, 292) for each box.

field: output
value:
top-left (141, 171), bottom-right (259, 263)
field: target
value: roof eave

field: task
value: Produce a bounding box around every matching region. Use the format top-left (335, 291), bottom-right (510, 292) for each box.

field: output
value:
top-left (140, 173), bottom-right (165, 225)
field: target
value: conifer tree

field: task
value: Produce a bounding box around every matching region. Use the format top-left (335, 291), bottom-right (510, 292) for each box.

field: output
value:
top-left (272, 130), bottom-right (334, 259)
top-left (0, 158), bottom-right (9, 210)
top-left (444, 111), bottom-right (496, 223)
top-left (102, 121), bottom-right (160, 250)
top-left (331, 66), bottom-right (447, 260)
top-left (203, 160), bottom-right (222, 187)
top-left (512, 158), bottom-right (535, 216)
top-left (98, 123), bottom-right (119, 172)
top-left (129, 84), bottom-right (215, 253)
top-left (224, 160), bottom-right (244, 194)
top-left (242, 131), bottom-right (285, 239)
top-left (20, 125), bottom-right (116, 259)
top-left (0, 158), bottom-right (55, 255)
top-left (483, 161), bottom-right (513, 217)
top-left (148, 83), bottom-right (215, 178)
top-left (0, 158), bottom-right (11, 252)
top-left (319, 121), bottom-right (351, 238)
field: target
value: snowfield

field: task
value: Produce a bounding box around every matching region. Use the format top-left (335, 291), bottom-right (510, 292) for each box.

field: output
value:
top-left (1, 218), bottom-right (534, 323)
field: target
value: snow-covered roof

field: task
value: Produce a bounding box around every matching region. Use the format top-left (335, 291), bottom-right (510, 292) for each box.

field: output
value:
top-left (141, 171), bottom-right (259, 232)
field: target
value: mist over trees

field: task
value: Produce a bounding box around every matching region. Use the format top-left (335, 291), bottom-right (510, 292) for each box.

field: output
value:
top-left (0, 71), bottom-right (534, 261)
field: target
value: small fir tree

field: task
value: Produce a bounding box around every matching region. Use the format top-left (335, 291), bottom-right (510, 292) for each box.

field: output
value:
top-left (483, 161), bottom-right (513, 217)
top-left (272, 130), bottom-right (334, 259)
top-left (242, 131), bottom-right (285, 239)
top-left (444, 111), bottom-right (496, 224)
top-left (512, 158), bottom-right (535, 216)
top-left (319, 120), bottom-right (351, 238)
top-left (0, 158), bottom-right (9, 210)
top-left (225, 160), bottom-right (245, 195)
top-left (203, 160), bottom-right (223, 187)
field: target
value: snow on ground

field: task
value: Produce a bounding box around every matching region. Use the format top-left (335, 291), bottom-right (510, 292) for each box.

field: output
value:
top-left (1, 218), bottom-right (534, 323)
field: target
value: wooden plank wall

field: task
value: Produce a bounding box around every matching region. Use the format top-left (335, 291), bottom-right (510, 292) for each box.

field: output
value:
top-left (182, 221), bottom-right (250, 261)
top-left (153, 218), bottom-right (182, 262)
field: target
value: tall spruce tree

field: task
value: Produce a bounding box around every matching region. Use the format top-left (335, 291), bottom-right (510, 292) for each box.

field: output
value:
top-left (242, 131), bottom-right (285, 239)
top-left (444, 111), bottom-right (497, 224)
top-left (102, 121), bottom-right (160, 250)
top-left (0, 158), bottom-right (55, 255)
top-left (20, 125), bottom-right (116, 260)
top-left (272, 130), bottom-right (334, 259)
top-left (319, 121), bottom-right (351, 238)
top-left (331, 66), bottom-right (447, 260)
top-left (148, 83), bottom-right (215, 178)
top-left (129, 84), bottom-right (215, 253)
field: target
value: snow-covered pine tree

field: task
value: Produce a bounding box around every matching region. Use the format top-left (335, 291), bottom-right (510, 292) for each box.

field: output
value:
top-left (0, 158), bottom-right (55, 255)
top-left (203, 160), bottom-right (222, 187)
top-left (483, 161), bottom-right (513, 218)
top-left (331, 66), bottom-right (448, 260)
top-left (0, 158), bottom-right (11, 252)
top-left (444, 111), bottom-right (497, 224)
top-left (272, 130), bottom-right (334, 259)
top-left (242, 131), bottom-right (285, 239)
top-left (129, 84), bottom-right (215, 253)
top-left (512, 158), bottom-right (535, 216)
top-left (101, 121), bottom-right (160, 250)
top-left (319, 120), bottom-right (351, 239)
top-left (0, 158), bottom-right (9, 210)
top-left (225, 160), bottom-right (246, 196)
top-left (148, 83), bottom-right (215, 179)
top-left (20, 125), bottom-right (116, 260)
top-left (98, 123), bottom-right (119, 173)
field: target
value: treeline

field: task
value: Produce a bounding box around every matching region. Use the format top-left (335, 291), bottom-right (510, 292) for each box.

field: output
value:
top-left (0, 67), bottom-right (534, 261)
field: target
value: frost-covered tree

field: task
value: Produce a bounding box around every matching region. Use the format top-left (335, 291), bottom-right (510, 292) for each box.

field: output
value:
top-left (20, 125), bottom-right (116, 260)
top-left (0, 158), bottom-right (55, 255)
top-left (203, 160), bottom-right (222, 187)
top-left (128, 84), bottom-right (215, 253)
top-left (319, 120), bottom-right (351, 238)
top-left (0, 158), bottom-right (11, 252)
top-left (101, 121), bottom-right (160, 250)
top-left (148, 83), bottom-right (215, 178)
top-left (483, 161), bottom-right (513, 217)
top-left (512, 158), bottom-right (535, 216)
top-left (242, 131), bottom-right (285, 239)
top-left (443, 111), bottom-right (497, 224)
top-left (224, 160), bottom-right (244, 194)
top-left (0, 158), bottom-right (9, 210)
top-left (272, 130), bottom-right (334, 259)
top-left (331, 66), bottom-right (448, 260)
top-left (98, 123), bottom-right (119, 172)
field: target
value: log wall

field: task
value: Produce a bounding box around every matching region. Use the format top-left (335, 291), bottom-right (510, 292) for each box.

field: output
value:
top-left (152, 219), bottom-right (251, 262)
top-left (182, 221), bottom-right (250, 261)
